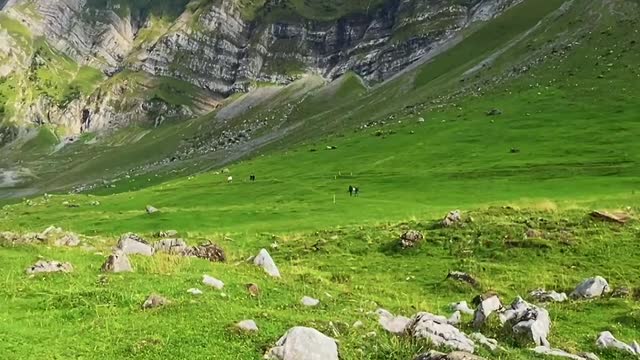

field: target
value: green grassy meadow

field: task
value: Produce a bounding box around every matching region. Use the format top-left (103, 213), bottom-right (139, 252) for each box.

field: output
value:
top-left (1, 0), bottom-right (640, 359)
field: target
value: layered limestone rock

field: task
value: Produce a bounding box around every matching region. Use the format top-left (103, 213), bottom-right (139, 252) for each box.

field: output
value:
top-left (0, 0), bottom-right (519, 134)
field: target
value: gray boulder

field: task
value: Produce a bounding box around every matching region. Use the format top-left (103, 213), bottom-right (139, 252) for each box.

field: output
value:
top-left (499, 297), bottom-right (550, 347)
top-left (595, 331), bottom-right (638, 355)
top-left (376, 309), bottom-right (411, 335)
top-left (265, 326), bottom-right (339, 360)
top-left (473, 295), bottom-right (502, 328)
top-left (101, 251), bottom-right (133, 273)
top-left (529, 289), bottom-right (568, 303)
top-left (254, 249), bottom-right (280, 277)
top-left (533, 346), bottom-right (600, 360)
top-left (26, 260), bottom-right (73, 275)
top-left (448, 311), bottom-right (462, 326)
top-left (407, 312), bottom-right (476, 353)
top-left (570, 276), bottom-right (610, 299)
top-left (117, 233), bottom-right (154, 256)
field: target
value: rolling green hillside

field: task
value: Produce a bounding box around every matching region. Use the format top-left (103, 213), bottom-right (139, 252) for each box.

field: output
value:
top-left (1, 0), bottom-right (640, 359)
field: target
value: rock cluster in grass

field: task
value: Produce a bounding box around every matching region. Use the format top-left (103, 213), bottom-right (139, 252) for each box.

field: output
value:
top-left (2, 226), bottom-right (81, 247)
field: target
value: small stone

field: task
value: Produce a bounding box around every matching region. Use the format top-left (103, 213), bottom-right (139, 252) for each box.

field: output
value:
top-left (187, 288), bottom-right (203, 295)
top-left (353, 320), bottom-right (364, 328)
top-left (236, 320), bottom-right (259, 332)
top-left (450, 301), bottom-right (474, 315)
top-left (203, 275), bottom-right (224, 290)
top-left (142, 294), bottom-right (169, 309)
top-left (376, 309), bottom-right (411, 335)
top-left (246, 283), bottom-right (260, 297)
top-left (54, 233), bottom-right (81, 247)
top-left (529, 289), bottom-right (568, 303)
top-left (26, 260), bottom-right (73, 275)
top-left (146, 205), bottom-right (159, 214)
top-left (301, 296), bottom-right (320, 307)
top-left (447, 271), bottom-right (479, 287)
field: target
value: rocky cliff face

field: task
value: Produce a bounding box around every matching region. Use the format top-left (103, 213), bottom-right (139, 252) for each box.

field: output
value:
top-left (0, 0), bottom-right (519, 135)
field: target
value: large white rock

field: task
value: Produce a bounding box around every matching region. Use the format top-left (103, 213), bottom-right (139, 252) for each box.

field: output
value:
top-left (254, 249), bottom-right (281, 277)
top-left (117, 233), bottom-right (154, 256)
top-left (596, 331), bottom-right (638, 355)
top-left (265, 326), bottom-right (339, 360)
top-left (570, 277), bottom-right (610, 299)
top-left (407, 312), bottom-right (476, 353)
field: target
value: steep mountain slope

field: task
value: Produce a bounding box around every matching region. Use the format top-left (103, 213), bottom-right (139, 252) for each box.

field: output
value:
top-left (0, 0), bottom-right (519, 138)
